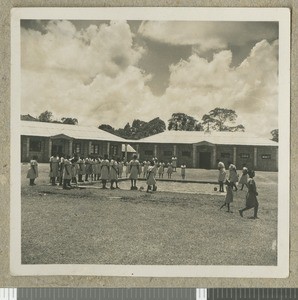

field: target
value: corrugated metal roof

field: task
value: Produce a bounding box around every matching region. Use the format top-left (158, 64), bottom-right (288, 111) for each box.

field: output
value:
top-left (136, 130), bottom-right (278, 146)
top-left (21, 121), bottom-right (126, 143)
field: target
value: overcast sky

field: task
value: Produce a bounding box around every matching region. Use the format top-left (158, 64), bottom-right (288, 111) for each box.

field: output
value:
top-left (21, 20), bottom-right (279, 137)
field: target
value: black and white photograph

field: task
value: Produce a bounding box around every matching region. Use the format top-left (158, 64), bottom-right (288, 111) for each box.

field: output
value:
top-left (11, 7), bottom-right (290, 277)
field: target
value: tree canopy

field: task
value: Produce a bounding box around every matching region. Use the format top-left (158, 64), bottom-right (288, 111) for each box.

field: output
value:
top-left (98, 117), bottom-right (166, 140)
top-left (38, 110), bottom-right (53, 122)
top-left (201, 108), bottom-right (245, 132)
top-left (270, 129), bottom-right (278, 142)
top-left (21, 111), bottom-right (78, 125)
top-left (168, 113), bottom-right (203, 131)
top-left (61, 117), bottom-right (78, 125)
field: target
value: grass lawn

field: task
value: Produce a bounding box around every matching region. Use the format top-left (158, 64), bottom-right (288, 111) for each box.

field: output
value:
top-left (21, 164), bottom-right (278, 266)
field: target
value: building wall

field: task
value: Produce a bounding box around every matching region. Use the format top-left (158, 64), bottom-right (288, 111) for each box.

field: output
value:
top-left (21, 135), bottom-right (278, 171)
top-left (176, 144), bottom-right (193, 167)
top-left (21, 136), bottom-right (123, 162)
top-left (256, 146), bottom-right (278, 171)
top-left (136, 142), bottom-right (278, 171)
top-left (21, 136), bottom-right (49, 162)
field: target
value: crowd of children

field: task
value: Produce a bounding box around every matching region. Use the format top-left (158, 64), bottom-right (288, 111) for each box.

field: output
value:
top-left (27, 155), bottom-right (259, 218)
top-left (27, 153), bottom-right (185, 191)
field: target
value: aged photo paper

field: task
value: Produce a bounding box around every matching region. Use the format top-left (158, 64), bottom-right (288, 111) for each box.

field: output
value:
top-left (10, 7), bottom-right (290, 277)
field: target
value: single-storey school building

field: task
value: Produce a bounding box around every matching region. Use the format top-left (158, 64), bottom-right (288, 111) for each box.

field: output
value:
top-left (20, 121), bottom-right (135, 163)
top-left (130, 131), bottom-right (278, 171)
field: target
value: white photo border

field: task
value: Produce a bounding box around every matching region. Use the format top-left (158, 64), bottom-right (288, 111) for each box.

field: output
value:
top-left (10, 7), bottom-right (290, 278)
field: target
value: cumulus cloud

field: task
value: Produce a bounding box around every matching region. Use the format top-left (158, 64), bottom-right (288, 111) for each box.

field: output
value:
top-left (21, 20), bottom-right (158, 127)
top-left (21, 20), bottom-right (278, 137)
top-left (138, 21), bottom-right (278, 54)
top-left (160, 39), bottom-right (278, 137)
top-left (22, 20), bottom-right (145, 82)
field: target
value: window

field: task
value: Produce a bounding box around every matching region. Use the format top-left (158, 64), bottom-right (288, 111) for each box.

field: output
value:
top-left (261, 154), bottom-right (271, 159)
top-left (29, 140), bottom-right (41, 152)
top-left (74, 143), bottom-right (81, 153)
top-left (164, 150), bottom-right (172, 156)
top-left (221, 153), bottom-right (231, 158)
top-left (182, 151), bottom-right (191, 157)
top-left (91, 144), bottom-right (99, 154)
top-left (144, 150), bottom-right (153, 156)
top-left (240, 153), bottom-right (250, 159)
top-left (111, 145), bottom-right (118, 156)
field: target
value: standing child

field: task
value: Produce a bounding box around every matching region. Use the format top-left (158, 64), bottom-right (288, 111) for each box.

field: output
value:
top-left (110, 157), bottom-right (119, 189)
top-left (158, 161), bottom-right (165, 178)
top-left (49, 153), bottom-right (59, 186)
top-left (172, 156), bottom-right (177, 172)
top-left (129, 154), bottom-right (141, 190)
top-left (181, 163), bottom-right (186, 180)
top-left (77, 156), bottom-right (86, 183)
top-left (63, 155), bottom-right (72, 189)
top-left (118, 159), bottom-right (124, 179)
top-left (218, 161), bottom-right (226, 192)
top-left (100, 154), bottom-right (110, 189)
top-left (228, 163), bottom-right (238, 191)
top-left (167, 162), bottom-right (173, 179)
top-left (143, 160), bottom-right (149, 178)
top-left (239, 170), bottom-right (259, 219)
top-left (70, 157), bottom-right (78, 185)
top-left (125, 160), bottom-right (130, 178)
top-left (146, 161), bottom-right (157, 192)
top-left (58, 154), bottom-right (65, 186)
top-left (239, 166), bottom-right (248, 190)
top-left (27, 156), bottom-right (38, 186)
top-left (220, 180), bottom-right (233, 212)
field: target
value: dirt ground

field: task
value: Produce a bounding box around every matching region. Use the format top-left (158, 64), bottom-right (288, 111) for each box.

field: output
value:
top-left (21, 164), bottom-right (278, 266)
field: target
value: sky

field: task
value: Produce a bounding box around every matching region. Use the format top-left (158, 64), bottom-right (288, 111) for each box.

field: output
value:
top-left (21, 19), bottom-right (279, 138)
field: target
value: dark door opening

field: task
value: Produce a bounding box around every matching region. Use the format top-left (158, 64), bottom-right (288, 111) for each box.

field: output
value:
top-left (52, 145), bottom-right (63, 157)
top-left (199, 152), bottom-right (211, 169)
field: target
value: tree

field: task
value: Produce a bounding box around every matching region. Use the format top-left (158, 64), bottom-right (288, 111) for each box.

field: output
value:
top-left (271, 129), bottom-right (279, 142)
top-left (38, 110), bottom-right (53, 122)
top-left (61, 117), bottom-right (78, 125)
top-left (201, 108), bottom-right (245, 132)
top-left (168, 113), bottom-right (203, 131)
top-left (98, 124), bottom-right (115, 134)
top-left (143, 117), bottom-right (166, 137)
top-left (21, 114), bottom-right (38, 121)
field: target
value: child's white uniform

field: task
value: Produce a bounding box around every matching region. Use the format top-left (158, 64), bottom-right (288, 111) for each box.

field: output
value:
top-left (158, 163), bottom-right (165, 175)
top-left (225, 185), bottom-right (233, 204)
top-left (27, 159), bottom-right (38, 179)
top-left (167, 163), bottom-right (173, 174)
top-left (181, 164), bottom-right (186, 178)
top-left (143, 161), bottom-right (149, 177)
top-left (239, 167), bottom-right (248, 185)
top-left (146, 165), bottom-right (156, 186)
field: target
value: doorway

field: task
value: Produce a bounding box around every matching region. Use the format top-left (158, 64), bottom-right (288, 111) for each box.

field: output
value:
top-left (52, 145), bottom-right (63, 156)
top-left (199, 152), bottom-right (211, 169)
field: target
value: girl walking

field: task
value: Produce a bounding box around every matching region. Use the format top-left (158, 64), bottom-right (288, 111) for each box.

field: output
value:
top-left (239, 170), bottom-right (259, 219)
top-left (228, 163), bottom-right (238, 191)
top-left (218, 162), bottom-right (226, 192)
top-left (220, 180), bottom-right (233, 212)
top-left (239, 166), bottom-right (248, 190)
